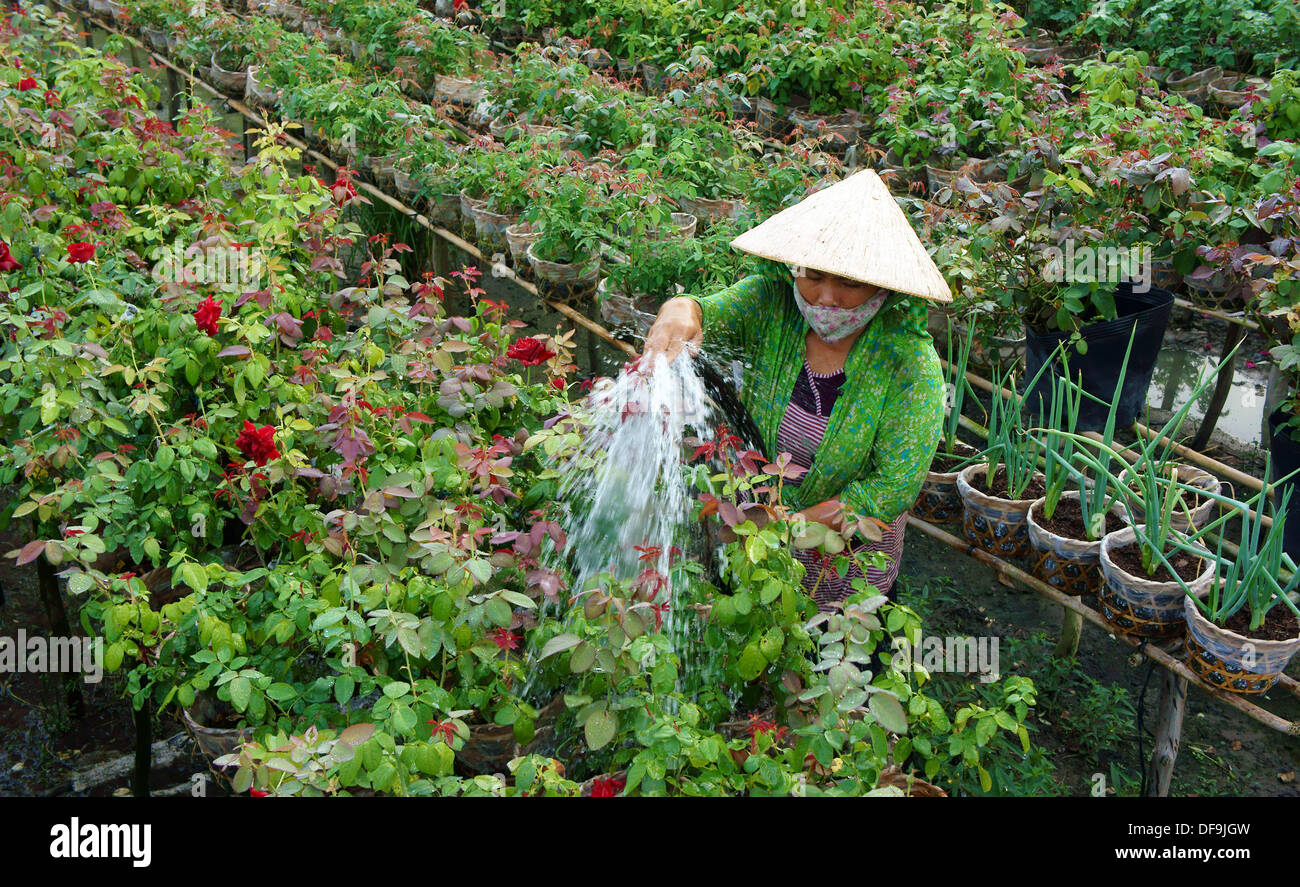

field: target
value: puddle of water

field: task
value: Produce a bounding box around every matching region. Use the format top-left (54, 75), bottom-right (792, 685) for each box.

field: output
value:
top-left (1146, 346), bottom-right (1269, 447)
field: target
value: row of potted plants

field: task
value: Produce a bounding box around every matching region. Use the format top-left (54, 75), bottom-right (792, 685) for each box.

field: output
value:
top-left (916, 318), bottom-right (1300, 697)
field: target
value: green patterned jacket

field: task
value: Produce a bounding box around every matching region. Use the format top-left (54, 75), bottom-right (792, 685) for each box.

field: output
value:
top-left (689, 262), bottom-right (945, 523)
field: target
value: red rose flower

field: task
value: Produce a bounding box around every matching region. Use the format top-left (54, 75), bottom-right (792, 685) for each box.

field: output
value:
top-left (66, 241), bottom-right (95, 263)
top-left (0, 241), bottom-right (21, 272)
top-left (17, 77), bottom-right (37, 91)
top-left (550, 377), bottom-right (566, 391)
top-left (194, 295), bottom-right (222, 336)
top-left (235, 420), bottom-right (279, 466)
top-left (506, 336), bottom-right (555, 367)
top-left (249, 788), bottom-right (269, 797)
top-left (589, 775), bottom-right (625, 797)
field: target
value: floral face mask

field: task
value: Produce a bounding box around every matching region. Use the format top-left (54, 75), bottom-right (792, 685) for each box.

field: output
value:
top-left (793, 279), bottom-right (887, 343)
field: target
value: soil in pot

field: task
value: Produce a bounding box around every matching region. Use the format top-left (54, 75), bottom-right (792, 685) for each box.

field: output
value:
top-left (1217, 604), bottom-right (1300, 643)
top-left (929, 442), bottom-right (981, 474)
top-left (1031, 497), bottom-right (1125, 540)
top-left (975, 467), bottom-right (1046, 501)
top-left (1107, 540), bottom-right (1204, 584)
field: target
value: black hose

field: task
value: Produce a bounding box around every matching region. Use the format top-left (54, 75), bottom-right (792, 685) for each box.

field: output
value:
top-left (1135, 653), bottom-right (1156, 797)
top-left (694, 355), bottom-right (765, 452)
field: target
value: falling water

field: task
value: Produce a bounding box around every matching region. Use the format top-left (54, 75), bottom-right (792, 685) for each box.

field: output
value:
top-left (554, 351), bottom-right (717, 624)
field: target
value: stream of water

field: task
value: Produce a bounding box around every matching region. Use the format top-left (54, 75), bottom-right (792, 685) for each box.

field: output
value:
top-left (553, 353), bottom-right (717, 630)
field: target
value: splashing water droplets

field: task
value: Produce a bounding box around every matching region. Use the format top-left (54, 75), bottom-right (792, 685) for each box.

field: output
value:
top-left (552, 352), bottom-right (716, 633)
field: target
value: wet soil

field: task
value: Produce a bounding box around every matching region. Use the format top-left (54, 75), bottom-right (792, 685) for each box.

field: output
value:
top-left (976, 467), bottom-right (1046, 501)
top-left (1220, 604), bottom-right (1300, 644)
top-left (1032, 498), bottom-right (1125, 540)
top-left (1109, 539), bottom-right (1205, 584)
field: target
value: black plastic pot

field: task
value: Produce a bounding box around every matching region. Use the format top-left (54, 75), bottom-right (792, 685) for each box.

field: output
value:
top-left (1023, 283), bottom-right (1174, 431)
top-left (1269, 406), bottom-right (1300, 563)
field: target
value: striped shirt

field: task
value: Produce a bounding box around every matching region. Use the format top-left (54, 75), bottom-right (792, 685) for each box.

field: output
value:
top-left (777, 360), bottom-right (908, 610)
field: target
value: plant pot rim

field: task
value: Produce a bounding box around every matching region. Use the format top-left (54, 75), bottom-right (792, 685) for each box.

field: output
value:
top-left (1182, 595), bottom-right (1300, 654)
top-left (525, 241), bottom-right (601, 273)
top-left (1099, 524), bottom-right (1213, 591)
top-left (957, 462), bottom-right (1043, 508)
top-left (1027, 491), bottom-right (1111, 555)
top-left (926, 442), bottom-right (981, 482)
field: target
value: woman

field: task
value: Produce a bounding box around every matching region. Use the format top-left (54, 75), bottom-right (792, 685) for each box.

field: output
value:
top-left (642, 169), bottom-right (950, 610)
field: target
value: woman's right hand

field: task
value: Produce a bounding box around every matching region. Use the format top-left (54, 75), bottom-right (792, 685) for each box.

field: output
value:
top-left (641, 296), bottom-right (703, 368)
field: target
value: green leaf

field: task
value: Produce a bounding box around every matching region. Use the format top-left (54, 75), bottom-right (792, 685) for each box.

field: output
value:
top-left (539, 633), bottom-right (581, 660)
top-left (180, 562), bottom-right (208, 593)
top-left (229, 676), bottom-right (251, 712)
top-left (334, 675), bottom-right (355, 706)
top-left (382, 681), bottom-right (411, 699)
top-left (485, 596), bottom-right (512, 627)
top-left (584, 709), bottom-right (617, 750)
top-left (569, 642), bottom-right (596, 673)
top-left (868, 693), bottom-right (908, 734)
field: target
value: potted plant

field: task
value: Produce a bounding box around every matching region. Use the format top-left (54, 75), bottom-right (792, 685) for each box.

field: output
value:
top-left (955, 358), bottom-right (1052, 558)
top-left (523, 162), bottom-right (609, 302)
top-left (933, 169), bottom-right (1176, 431)
top-left (1177, 480), bottom-right (1300, 695)
top-left (1054, 357), bottom-right (1235, 637)
top-left (1026, 344), bottom-right (1131, 595)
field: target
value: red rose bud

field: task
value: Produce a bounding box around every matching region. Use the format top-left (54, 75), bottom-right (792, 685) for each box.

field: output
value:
top-left (194, 295), bottom-right (222, 336)
top-left (550, 377), bottom-right (566, 391)
top-left (66, 241), bottom-right (96, 263)
top-left (17, 77), bottom-right (37, 91)
top-left (505, 336), bottom-right (555, 367)
top-left (235, 420), bottom-right (279, 466)
top-left (0, 241), bottom-right (21, 272)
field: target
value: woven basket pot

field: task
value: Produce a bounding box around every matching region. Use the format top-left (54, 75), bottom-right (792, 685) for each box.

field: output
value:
top-left (392, 165), bottom-right (421, 203)
top-left (244, 66), bottom-right (282, 107)
top-left (754, 97), bottom-right (790, 138)
top-left (143, 26), bottom-right (168, 52)
top-left (1166, 66), bottom-right (1222, 104)
top-left (1183, 597), bottom-right (1300, 695)
top-left (182, 706), bottom-right (251, 788)
top-left (957, 464), bottom-right (1041, 559)
top-left (367, 152), bottom-right (402, 189)
top-left (677, 194), bottom-right (744, 225)
top-left (458, 190), bottom-right (487, 237)
top-left (526, 242), bottom-right (601, 304)
top-left (209, 52), bottom-right (247, 96)
top-left (1026, 492), bottom-right (1107, 597)
top-left (468, 204), bottom-right (518, 254)
top-left (428, 191), bottom-right (461, 229)
top-left (435, 76), bottom-right (485, 107)
top-left (505, 223), bottom-right (542, 279)
top-left (912, 444), bottom-right (980, 524)
top-left (1097, 525), bottom-right (1212, 639)
top-left (1119, 465), bottom-right (1221, 533)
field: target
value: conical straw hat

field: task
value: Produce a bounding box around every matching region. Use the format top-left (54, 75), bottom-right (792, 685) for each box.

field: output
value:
top-left (729, 168), bottom-right (952, 303)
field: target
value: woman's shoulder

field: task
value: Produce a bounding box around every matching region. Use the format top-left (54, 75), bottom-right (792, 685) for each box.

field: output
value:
top-left (877, 296), bottom-right (943, 381)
